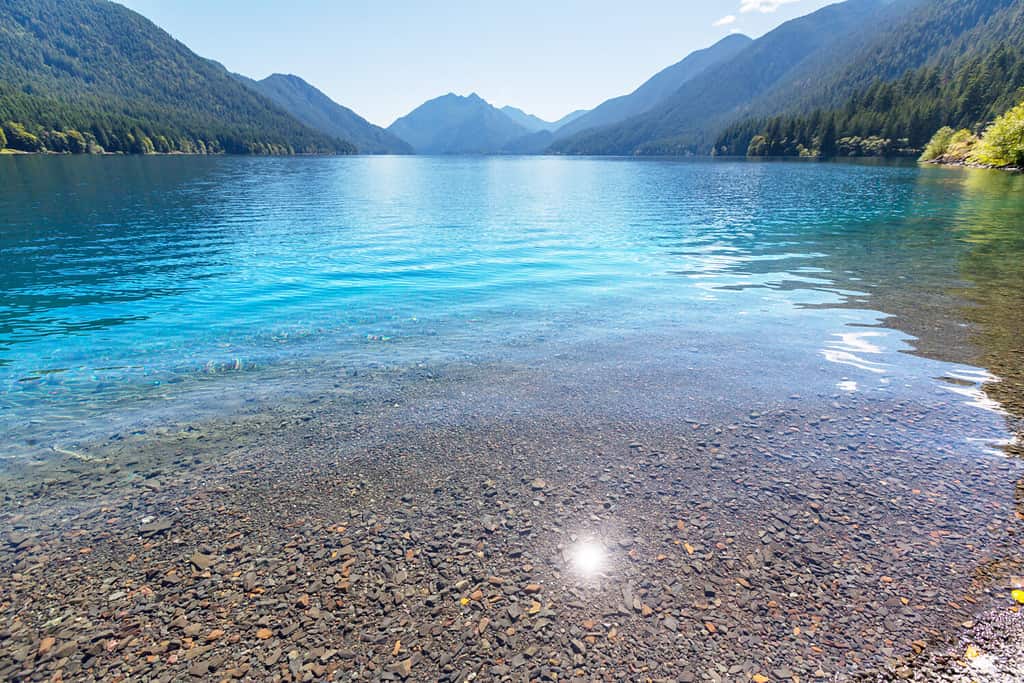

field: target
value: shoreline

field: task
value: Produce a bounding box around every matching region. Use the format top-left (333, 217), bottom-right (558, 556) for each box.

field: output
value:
top-left (921, 158), bottom-right (1023, 173)
top-left (2, 343), bottom-right (1022, 682)
top-left (6, 150), bottom-right (1014, 166)
top-left (0, 150), bottom-right (356, 158)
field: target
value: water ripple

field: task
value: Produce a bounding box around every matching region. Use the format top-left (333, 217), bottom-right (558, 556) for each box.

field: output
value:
top-left (1, 156), bottom-right (1021, 451)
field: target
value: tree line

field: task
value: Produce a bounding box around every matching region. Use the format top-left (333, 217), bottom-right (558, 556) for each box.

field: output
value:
top-left (0, 87), bottom-right (352, 155)
top-left (713, 44), bottom-right (1024, 159)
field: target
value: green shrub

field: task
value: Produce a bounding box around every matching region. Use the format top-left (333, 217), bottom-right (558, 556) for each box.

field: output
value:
top-left (860, 136), bottom-right (892, 157)
top-left (945, 129), bottom-right (978, 161)
top-left (41, 130), bottom-right (69, 153)
top-left (837, 136), bottom-right (893, 157)
top-left (746, 135), bottom-right (769, 157)
top-left (65, 129), bottom-right (88, 154)
top-left (972, 99), bottom-right (1024, 167)
top-left (949, 129), bottom-right (974, 145)
top-left (920, 126), bottom-right (955, 161)
top-left (3, 122), bottom-right (42, 152)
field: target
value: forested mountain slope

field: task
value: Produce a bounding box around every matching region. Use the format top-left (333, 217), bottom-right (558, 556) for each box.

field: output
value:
top-left (550, 0), bottom-right (912, 155)
top-left (552, 33), bottom-right (752, 142)
top-left (0, 0), bottom-right (353, 154)
top-left (773, 0), bottom-right (1024, 114)
top-left (240, 74), bottom-right (411, 154)
top-left (714, 0), bottom-right (1024, 157)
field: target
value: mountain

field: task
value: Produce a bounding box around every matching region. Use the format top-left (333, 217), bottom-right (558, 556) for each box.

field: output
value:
top-left (496, 33), bottom-right (756, 156)
top-left (768, 0), bottom-right (1021, 115)
top-left (552, 33), bottom-right (753, 142)
top-left (387, 93), bottom-right (531, 154)
top-left (0, 0), bottom-right (352, 155)
top-left (239, 74), bottom-right (412, 154)
top-left (714, 0), bottom-right (1024, 157)
top-left (501, 129), bottom-right (561, 154)
top-left (496, 107), bottom-right (589, 154)
top-left (551, 0), bottom-right (914, 155)
top-left (499, 106), bottom-right (588, 133)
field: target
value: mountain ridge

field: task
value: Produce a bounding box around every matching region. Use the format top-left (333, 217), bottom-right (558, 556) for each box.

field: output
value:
top-left (551, 33), bottom-right (753, 143)
top-left (0, 0), bottom-right (353, 154)
top-left (239, 73), bottom-right (412, 154)
top-left (713, 0), bottom-right (1024, 157)
top-left (499, 106), bottom-right (588, 133)
top-left (2, 0), bottom-right (1020, 159)
top-left (551, 0), bottom-right (911, 155)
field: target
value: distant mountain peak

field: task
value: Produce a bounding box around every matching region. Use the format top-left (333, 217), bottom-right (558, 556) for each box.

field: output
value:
top-left (437, 91), bottom-right (484, 100)
top-left (387, 91), bottom-right (530, 154)
top-left (720, 32), bottom-right (752, 44)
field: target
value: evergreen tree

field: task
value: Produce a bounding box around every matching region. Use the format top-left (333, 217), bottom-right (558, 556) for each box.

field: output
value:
top-left (820, 117), bottom-right (837, 158)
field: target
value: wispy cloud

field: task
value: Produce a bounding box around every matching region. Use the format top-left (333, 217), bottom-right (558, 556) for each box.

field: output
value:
top-left (713, 14), bottom-right (737, 26)
top-left (740, 0), bottom-right (802, 13)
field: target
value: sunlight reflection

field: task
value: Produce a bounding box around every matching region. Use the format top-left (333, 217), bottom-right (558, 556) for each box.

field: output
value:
top-left (969, 652), bottom-right (997, 676)
top-left (942, 368), bottom-right (1006, 415)
top-left (821, 349), bottom-right (887, 373)
top-left (822, 331), bottom-right (889, 374)
top-left (570, 540), bottom-right (606, 577)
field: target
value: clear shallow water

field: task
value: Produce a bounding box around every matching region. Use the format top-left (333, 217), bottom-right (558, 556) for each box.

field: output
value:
top-left (1, 155), bottom-right (1023, 457)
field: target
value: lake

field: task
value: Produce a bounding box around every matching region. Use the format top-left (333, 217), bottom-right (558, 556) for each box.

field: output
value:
top-left (2, 156), bottom-right (1021, 453)
top-left (1, 155), bottom-right (1023, 679)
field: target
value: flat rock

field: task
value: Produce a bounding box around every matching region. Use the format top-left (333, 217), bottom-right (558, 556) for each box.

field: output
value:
top-left (140, 517), bottom-right (174, 535)
top-left (190, 552), bottom-right (215, 570)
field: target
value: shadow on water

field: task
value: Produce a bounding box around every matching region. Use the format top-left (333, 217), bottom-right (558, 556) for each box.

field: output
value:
top-left (845, 166), bottom-right (1024, 453)
top-left (946, 169), bottom-right (1024, 452)
top-left (654, 160), bottom-right (1024, 537)
top-left (825, 164), bottom-right (1024, 522)
top-left (714, 162), bottom-right (1024, 452)
top-left (942, 169), bottom-right (1024, 535)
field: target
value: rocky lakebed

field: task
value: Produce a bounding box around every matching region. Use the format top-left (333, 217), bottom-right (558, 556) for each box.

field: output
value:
top-left (2, 347), bottom-right (1023, 683)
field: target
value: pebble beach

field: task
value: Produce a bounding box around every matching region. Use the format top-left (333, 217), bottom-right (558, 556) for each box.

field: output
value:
top-left (2, 334), bottom-right (1022, 682)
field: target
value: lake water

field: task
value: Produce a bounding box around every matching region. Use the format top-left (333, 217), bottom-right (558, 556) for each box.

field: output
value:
top-left (1, 155), bottom-right (1022, 459)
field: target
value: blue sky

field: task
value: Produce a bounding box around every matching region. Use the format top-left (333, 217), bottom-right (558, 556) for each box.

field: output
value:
top-left (117, 0), bottom-right (835, 127)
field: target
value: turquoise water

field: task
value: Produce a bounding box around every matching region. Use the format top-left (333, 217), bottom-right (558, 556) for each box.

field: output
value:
top-left (1, 155), bottom-right (1023, 455)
